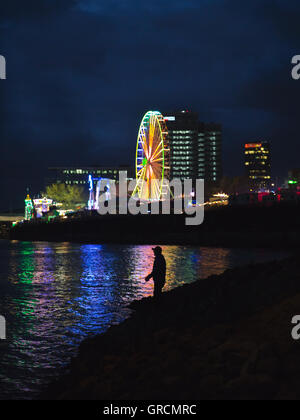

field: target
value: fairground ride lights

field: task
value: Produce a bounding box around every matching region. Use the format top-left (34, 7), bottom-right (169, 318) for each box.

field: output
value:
top-left (103, 404), bottom-right (197, 417)
top-left (0, 55), bottom-right (6, 80)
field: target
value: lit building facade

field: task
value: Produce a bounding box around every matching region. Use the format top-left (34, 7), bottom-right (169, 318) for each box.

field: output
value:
top-left (163, 111), bottom-right (222, 183)
top-left (244, 142), bottom-right (271, 191)
top-left (47, 166), bottom-right (134, 187)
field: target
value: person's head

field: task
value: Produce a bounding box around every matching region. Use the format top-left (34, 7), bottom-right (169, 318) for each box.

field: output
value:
top-left (152, 246), bottom-right (162, 256)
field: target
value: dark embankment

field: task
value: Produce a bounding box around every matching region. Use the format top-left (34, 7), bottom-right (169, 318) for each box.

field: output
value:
top-left (10, 203), bottom-right (300, 247)
top-left (42, 255), bottom-right (300, 400)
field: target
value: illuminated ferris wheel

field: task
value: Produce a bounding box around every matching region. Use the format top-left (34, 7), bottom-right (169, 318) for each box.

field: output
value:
top-left (133, 111), bottom-right (170, 201)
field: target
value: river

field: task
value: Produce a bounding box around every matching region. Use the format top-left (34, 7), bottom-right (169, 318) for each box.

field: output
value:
top-left (0, 240), bottom-right (290, 399)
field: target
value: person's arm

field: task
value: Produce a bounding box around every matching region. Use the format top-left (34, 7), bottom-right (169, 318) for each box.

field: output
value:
top-left (145, 259), bottom-right (156, 282)
top-left (145, 273), bottom-right (152, 282)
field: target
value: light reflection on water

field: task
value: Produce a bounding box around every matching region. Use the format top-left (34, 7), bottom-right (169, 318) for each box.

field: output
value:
top-left (0, 240), bottom-right (289, 399)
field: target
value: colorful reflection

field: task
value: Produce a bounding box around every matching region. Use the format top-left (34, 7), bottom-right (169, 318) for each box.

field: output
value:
top-left (0, 241), bottom-right (290, 400)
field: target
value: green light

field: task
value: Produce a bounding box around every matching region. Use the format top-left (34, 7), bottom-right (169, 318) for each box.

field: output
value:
top-left (289, 180), bottom-right (298, 185)
top-left (142, 157), bottom-right (148, 167)
top-left (25, 194), bottom-right (34, 221)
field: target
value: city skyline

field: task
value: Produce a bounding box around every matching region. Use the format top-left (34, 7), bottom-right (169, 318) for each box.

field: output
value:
top-left (0, 104), bottom-right (292, 211)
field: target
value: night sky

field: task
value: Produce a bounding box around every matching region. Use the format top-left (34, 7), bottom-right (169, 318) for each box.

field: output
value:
top-left (1, 0), bottom-right (300, 211)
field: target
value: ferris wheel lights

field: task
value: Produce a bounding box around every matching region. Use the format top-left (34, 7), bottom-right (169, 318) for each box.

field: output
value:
top-left (133, 111), bottom-right (170, 201)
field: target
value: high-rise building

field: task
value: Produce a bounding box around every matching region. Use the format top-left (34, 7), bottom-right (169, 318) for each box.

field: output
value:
top-left (244, 142), bottom-right (271, 191)
top-left (163, 111), bottom-right (222, 183)
top-left (46, 165), bottom-right (134, 187)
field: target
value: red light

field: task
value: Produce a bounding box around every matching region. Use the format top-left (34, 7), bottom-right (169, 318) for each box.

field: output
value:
top-left (258, 192), bottom-right (269, 202)
top-left (245, 143), bottom-right (263, 149)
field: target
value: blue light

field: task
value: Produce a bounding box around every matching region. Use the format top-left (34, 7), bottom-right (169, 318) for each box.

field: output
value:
top-left (88, 174), bottom-right (93, 192)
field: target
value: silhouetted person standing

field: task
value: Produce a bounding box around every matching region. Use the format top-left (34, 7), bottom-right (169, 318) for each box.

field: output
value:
top-left (145, 246), bottom-right (166, 298)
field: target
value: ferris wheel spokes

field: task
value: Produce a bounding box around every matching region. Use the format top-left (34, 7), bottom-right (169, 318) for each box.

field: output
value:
top-left (133, 111), bottom-right (171, 201)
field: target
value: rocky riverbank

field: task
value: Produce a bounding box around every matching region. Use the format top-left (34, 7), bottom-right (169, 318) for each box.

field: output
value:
top-left (41, 255), bottom-right (300, 400)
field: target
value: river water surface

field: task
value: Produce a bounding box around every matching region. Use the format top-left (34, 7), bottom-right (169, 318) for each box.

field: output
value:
top-left (0, 240), bottom-right (290, 399)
